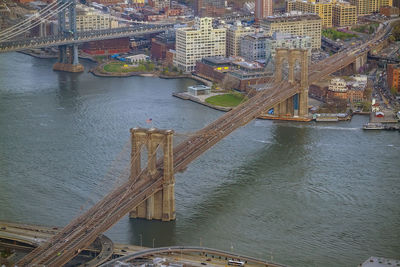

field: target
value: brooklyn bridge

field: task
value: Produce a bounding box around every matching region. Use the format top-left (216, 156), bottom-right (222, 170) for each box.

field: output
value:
top-left (0, 0), bottom-right (397, 265)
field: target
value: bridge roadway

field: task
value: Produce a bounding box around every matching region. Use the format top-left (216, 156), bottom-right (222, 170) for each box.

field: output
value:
top-left (16, 19), bottom-right (398, 267)
top-left (0, 14), bottom-right (252, 53)
top-left (100, 246), bottom-right (289, 267)
top-left (0, 24), bottom-right (174, 53)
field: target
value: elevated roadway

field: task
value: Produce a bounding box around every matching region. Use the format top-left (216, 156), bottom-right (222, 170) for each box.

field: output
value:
top-left (0, 24), bottom-right (174, 53)
top-left (16, 18), bottom-right (400, 267)
top-left (0, 221), bottom-right (113, 265)
top-left (100, 246), bottom-right (290, 267)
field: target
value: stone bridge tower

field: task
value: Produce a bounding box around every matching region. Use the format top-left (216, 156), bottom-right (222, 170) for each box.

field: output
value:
top-left (129, 128), bottom-right (175, 221)
top-left (53, 0), bottom-right (84, 72)
top-left (273, 48), bottom-right (309, 117)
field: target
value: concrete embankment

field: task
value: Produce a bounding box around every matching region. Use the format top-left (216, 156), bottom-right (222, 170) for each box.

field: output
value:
top-left (172, 92), bottom-right (231, 112)
top-left (89, 65), bottom-right (156, 78)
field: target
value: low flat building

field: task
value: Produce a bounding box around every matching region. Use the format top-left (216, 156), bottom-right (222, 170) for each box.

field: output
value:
top-left (318, 75), bottom-right (368, 104)
top-left (81, 37), bottom-right (130, 55)
top-left (126, 54), bottom-right (149, 64)
top-left (151, 30), bottom-right (175, 60)
top-left (228, 61), bottom-right (273, 91)
top-left (188, 85), bottom-right (211, 96)
top-left (360, 256), bottom-right (400, 266)
top-left (195, 57), bottom-right (232, 83)
top-left (327, 77), bottom-right (348, 100)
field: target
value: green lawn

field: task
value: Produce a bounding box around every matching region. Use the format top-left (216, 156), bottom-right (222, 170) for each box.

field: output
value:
top-left (205, 93), bottom-right (246, 107)
top-left (322, 28), bottom-right (358, 40)
top-left (103, 61), bottom-right (154, 73)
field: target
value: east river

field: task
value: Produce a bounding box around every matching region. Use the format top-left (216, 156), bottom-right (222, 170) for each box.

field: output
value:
top-left (0, 53), bottom-right (399, 267)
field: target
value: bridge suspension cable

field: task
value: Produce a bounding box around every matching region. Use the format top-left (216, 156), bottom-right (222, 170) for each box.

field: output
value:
top-left (0, 1), bottom-right (72, 42)
top-left (18, 141), bottom-right (163, 265)
top-left (16, 19), bottom-right (398, 266)
top-left (0, 0), bottom-right (59, 37)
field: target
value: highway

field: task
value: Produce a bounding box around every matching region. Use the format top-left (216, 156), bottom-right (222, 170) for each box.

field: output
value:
top-left (100, 246), bottom-right (290, 267)
top-left (16, 17), bottom-right (400, 267)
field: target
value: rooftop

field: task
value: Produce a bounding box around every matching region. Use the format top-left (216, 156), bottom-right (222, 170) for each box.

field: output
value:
top-left (203, 56), bottom-right (232, 65)
top-left (262, 12), bottom-right (321, 23)
top-left (234, 61), bottom-right (264, 70)
top-left (188, 85), bottom-right (211, 90)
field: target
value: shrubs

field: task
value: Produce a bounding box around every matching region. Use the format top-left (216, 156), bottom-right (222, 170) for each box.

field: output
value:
top-left (322, 28), bottom-right (358, 40)
top-left (103, 61), bottom-right (154, 73)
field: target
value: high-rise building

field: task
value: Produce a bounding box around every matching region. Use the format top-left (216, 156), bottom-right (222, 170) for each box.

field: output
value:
top-left (174, 17), bottom-right (226, 72)
top-left (333, 2), bottom-right (357, 27)
top-left (387, 64), bottom-right (400, 93)
top-left (194, 0), bottom-right (226, 17)
top-left (149, 0), bottom-right (170, 10)
top-left (265, 32), bottom-right (312, 61)
top-left (260, 13), bottom-right (322, 49)
top-left (349, 0), bottom-right (393, 15)
top-left (286, 0), bottom-right (357, 27)
top-left (286, 0), bottom-right (333, 27)
top-left (75, 7), bottom-right (118, 31)
top-left (226, 22), bottom-right (255, 57)
top-left (240, 33), bottom-right (269, 61)
top-left (255, 0), bottom-right (273, 21)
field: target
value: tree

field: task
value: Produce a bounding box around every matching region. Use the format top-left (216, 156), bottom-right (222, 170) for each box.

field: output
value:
top-left (392, 23), bottom-right (400, 41)
top-left (390, 86), bottom-right (398, 96)
top-left (221, 75), bottom-right (240, 90)
top-left (360, 101), bottom-right (371, 112)
top-left (368, 26), bottom-right (375, 34)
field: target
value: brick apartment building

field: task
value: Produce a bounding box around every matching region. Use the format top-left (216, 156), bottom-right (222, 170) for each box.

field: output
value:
top-left (387, 64), bottom-right (400, 93)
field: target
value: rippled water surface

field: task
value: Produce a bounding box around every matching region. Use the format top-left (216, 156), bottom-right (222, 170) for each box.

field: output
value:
top-left (0, 53), bottom-right (399, 267)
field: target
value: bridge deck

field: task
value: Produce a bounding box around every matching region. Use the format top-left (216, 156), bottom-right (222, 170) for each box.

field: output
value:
top-left (0, 25), bottom-right (174, 53)
top-left (16, 18), bottom-right (397, 266)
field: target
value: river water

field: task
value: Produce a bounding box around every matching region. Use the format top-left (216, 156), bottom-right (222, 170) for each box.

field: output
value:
top-left (0, 52), bottom-right (399, 267)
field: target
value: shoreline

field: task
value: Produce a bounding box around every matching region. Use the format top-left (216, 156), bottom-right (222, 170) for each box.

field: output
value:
top-left (172, 92), bottom-right (232, 112)
top-left (18, 51), bottom-right (397, 129)
top-left (18, 50), bottom-right (98, 63)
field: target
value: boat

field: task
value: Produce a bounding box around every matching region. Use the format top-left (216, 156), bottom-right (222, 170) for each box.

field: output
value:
top-left (363, 123), bottom-right (385, 130)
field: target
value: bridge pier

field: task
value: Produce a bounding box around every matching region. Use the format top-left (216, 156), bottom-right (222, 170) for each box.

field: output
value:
top-left (53, 0), bottom-right (83, 73)
top-left (271, 49), bottom-right (309, 118)
top-left (352, 53), bottom-right (367, 73)
top-left (129, 128), bottom-right (175, 221)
